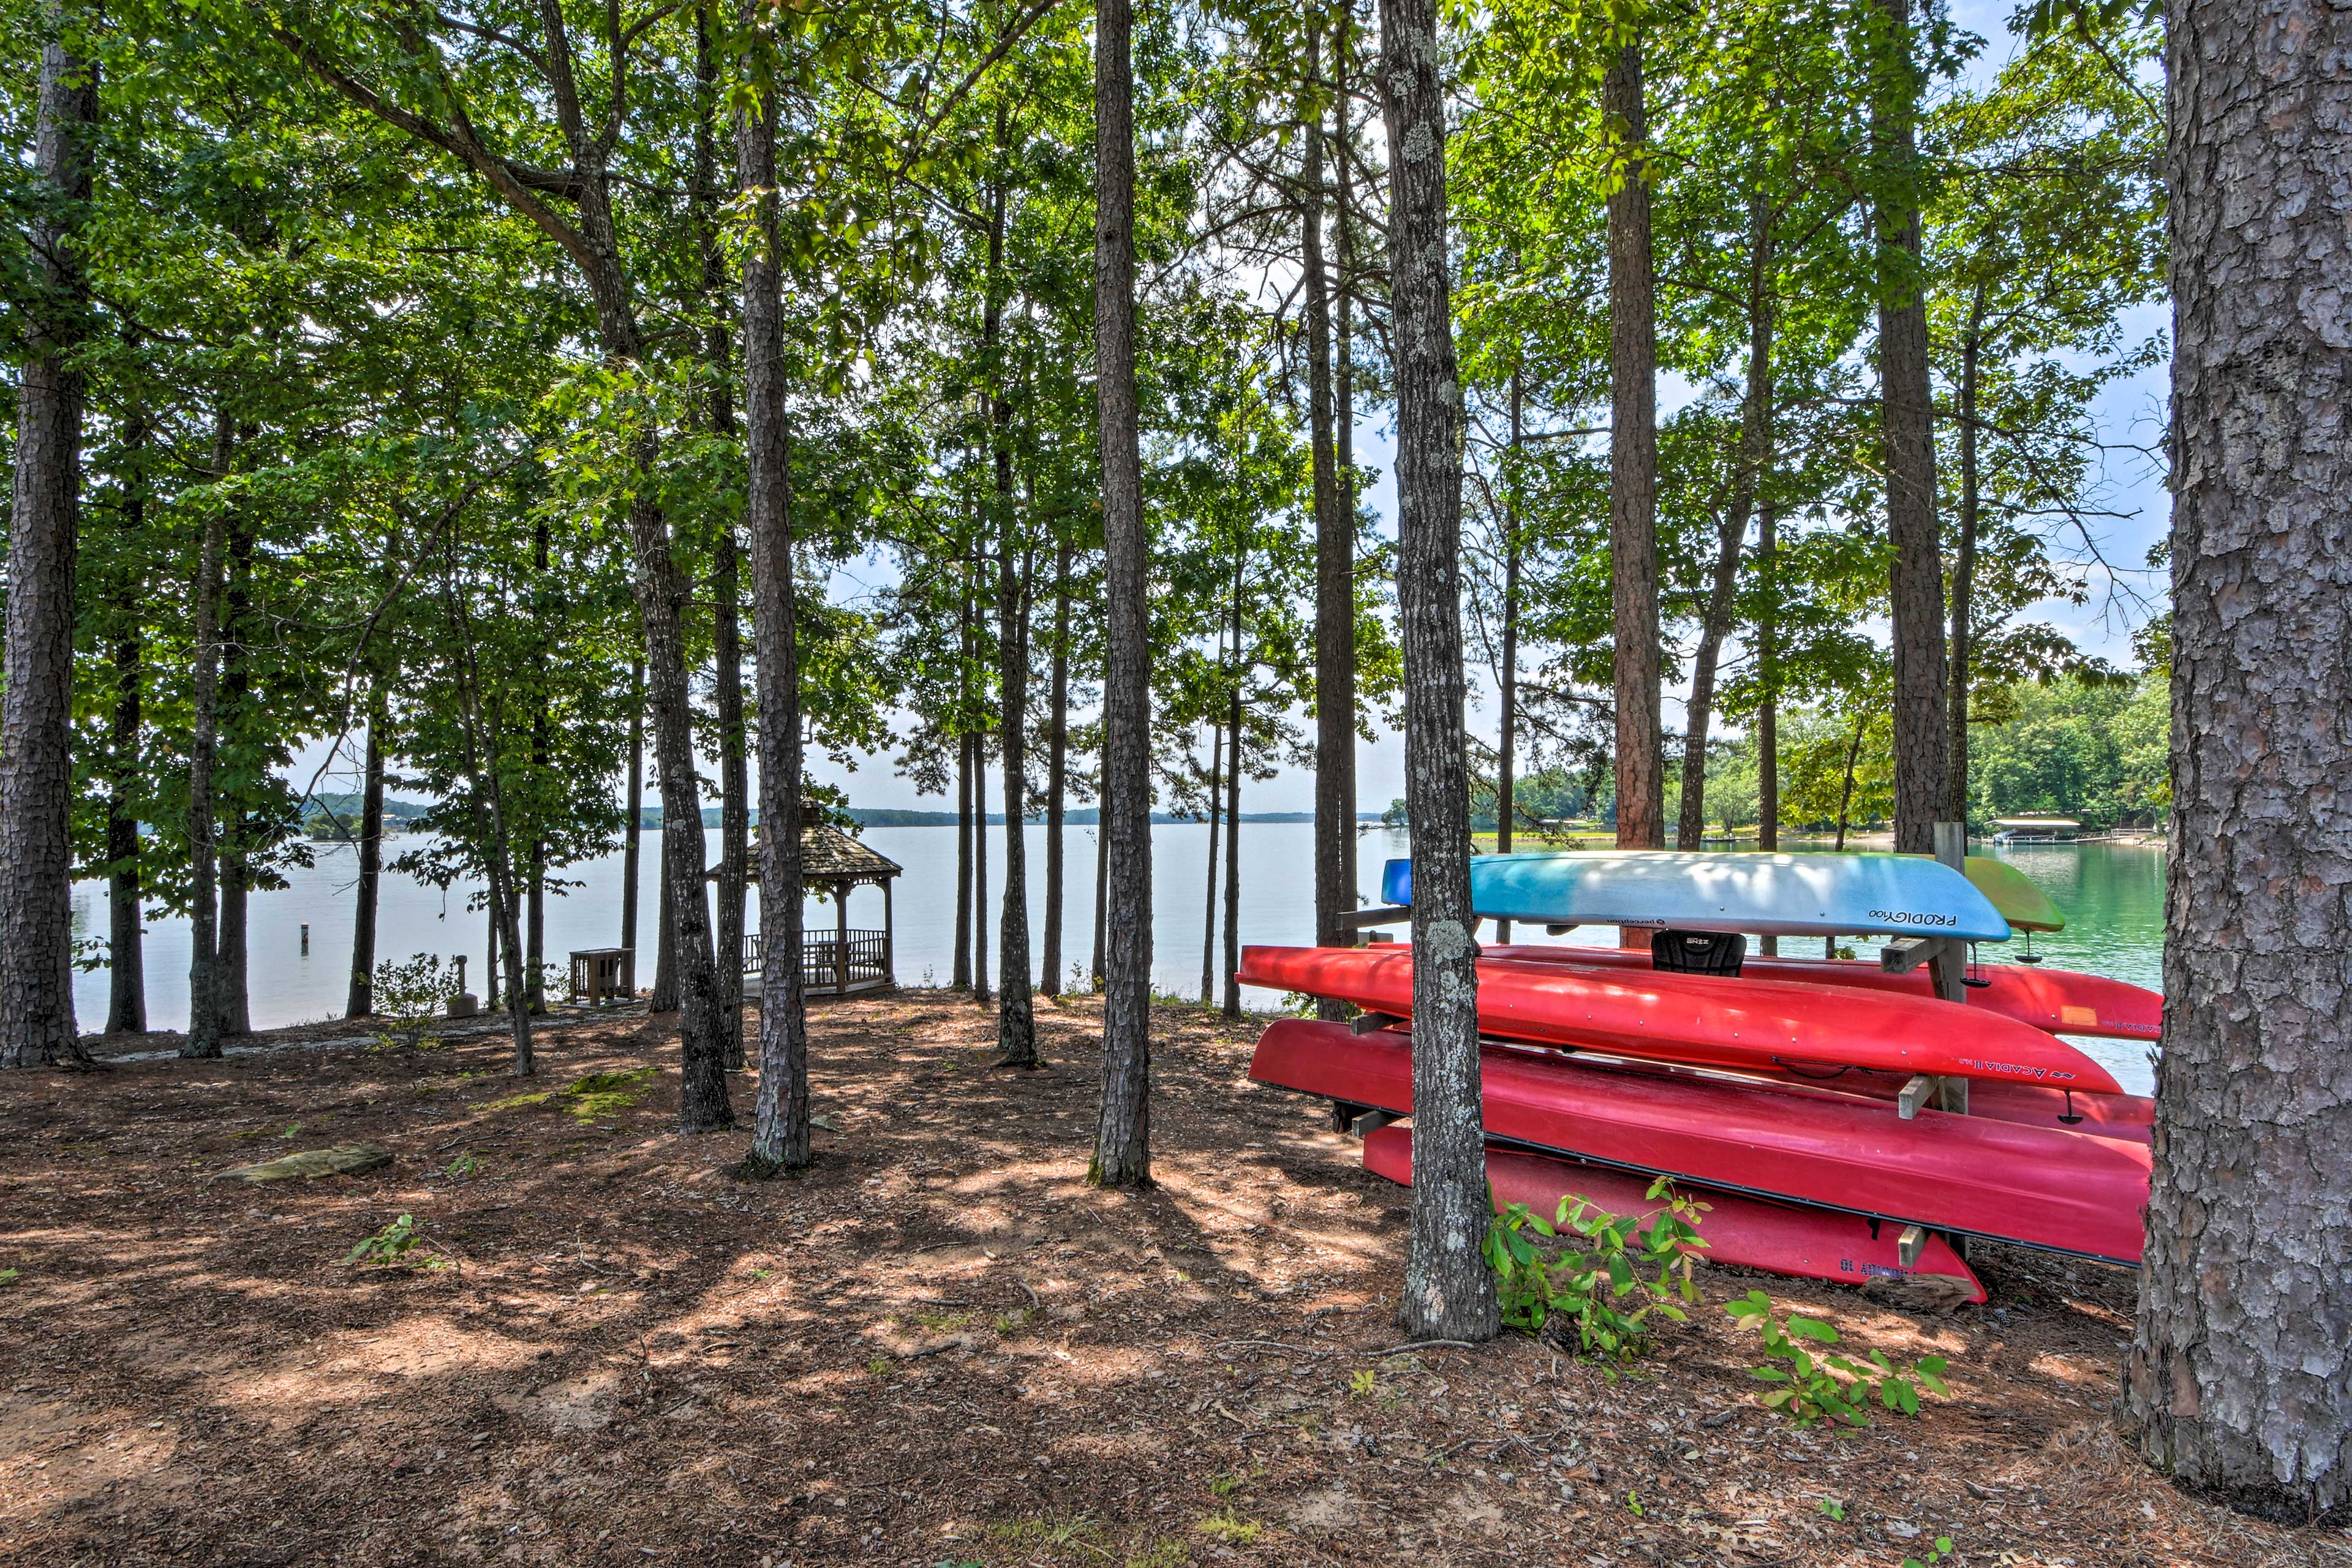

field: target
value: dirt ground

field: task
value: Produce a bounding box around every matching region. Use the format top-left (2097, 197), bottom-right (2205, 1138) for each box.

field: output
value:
top-left (0, 992), bottom-right (2340, 1567)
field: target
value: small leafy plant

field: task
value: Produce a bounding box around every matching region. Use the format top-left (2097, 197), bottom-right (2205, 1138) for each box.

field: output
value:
top-left (372, 954), bottom-right (455, 1049)
top-left (1349, 1368), bottom-right (1379, 1398)
top-left (1725, 1290), bottom-right (1950, 1427)
top-left (344, 1213), bottom-right (441, 1270)
top-left (1482, 1177), bottom-right (1709, 1363)
top-left (1902, 1538), bottom-right (1957, 1568)
top-left (443, 1153), bottom-right (482, 1179)
top-left (1817, 1497), bottom-right (1847, 1521)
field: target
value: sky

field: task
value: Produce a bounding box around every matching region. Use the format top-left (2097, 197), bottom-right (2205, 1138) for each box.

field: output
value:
top-left (293, 0), bottom-right (2169, 820)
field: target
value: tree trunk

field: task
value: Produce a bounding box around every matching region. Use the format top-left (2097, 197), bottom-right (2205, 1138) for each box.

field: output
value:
top-left (2122, 0), bottom-right (2352, 1513)
top-left (1678, 198), bottom-right (1775, 852)
top-left (1496, 367), bottom-right (1521, 949)
top-left (1874, 0), bottom-right (1947, 856)
top-left (995, 530), bottom-right (1036, 1064)
top-left (1605, 37), bottom-right (1664, 855)
top-left (1090, 0), bottom-right (1154, 1187)
top-left (527, 517), bottom-right (551, 1017)
top-left (1675, 514), bottom-right (1744, 850)
top-left (105, 407), bottom-right (148, 1035)
top-left (1757, 501), bottom-right (1780, 956)
top-left (1223, 559), bottom-right (1245, 1020)
top-left (1090, 805), bottom-right (1108, 992)
top-left (346, 681), bottom-right (387, 1017)
top-left (0, 16), bottom-right (92, 1068)
top-left (1305, 13), bottom-right (1353, 985)
top-left (1834, 715), bottom-right (1864, 853)
top-left (486, 900), bottom-right (502, 1012)
top-left (1041, 534), bottom-right (1071, 996)
top-left (1333, 16), bottom-right (1360, 923)
top-left (956, 579), bottom-right (975, 992)
top-left (622, 656), bottom-right (644, 967)
top-left (974, 734), bottom-right (990, 1007)
top-left (1379, 0), bottom-right (1498, 1343)
top-left (1946, 290), bottom-right (1986, 828)
top-left (652, 824), bottom-right (678, 1011)
top-left (181, 414), bottom-right (232, 1061)
top-left (1201, 720), bottom-right (1222, 1005)
top-left (738, 74), bottom-right (810, 1169)
top-left (714, 527), bottom-right (747, 1054)
top-left (439, 546), bottom-right (535, 1076)
top-left (216, 514), bottom-right (255, 1038)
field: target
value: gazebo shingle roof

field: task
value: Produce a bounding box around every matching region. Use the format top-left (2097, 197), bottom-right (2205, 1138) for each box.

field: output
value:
top-left (801, 821), bottom-right (902, 881)
top-left (739, 821), bottom-right (902, 884)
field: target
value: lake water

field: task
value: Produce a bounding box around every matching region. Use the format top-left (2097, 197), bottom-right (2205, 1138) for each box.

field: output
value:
top-left (70, 829), bottom-right (2167, 1093)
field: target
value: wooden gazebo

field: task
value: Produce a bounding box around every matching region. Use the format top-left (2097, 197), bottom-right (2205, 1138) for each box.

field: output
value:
top-left (736, 821), bottom-right (902, 998)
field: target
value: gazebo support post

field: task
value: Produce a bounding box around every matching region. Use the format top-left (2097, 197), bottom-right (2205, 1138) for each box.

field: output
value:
top-left (835, 879), bottom-right (850, 995)
top-left (883, 879), bottom-right (895, 984)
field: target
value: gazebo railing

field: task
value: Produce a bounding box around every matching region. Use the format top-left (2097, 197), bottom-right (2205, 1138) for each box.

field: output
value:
top-left (742, 930), bottom-right (891, 991)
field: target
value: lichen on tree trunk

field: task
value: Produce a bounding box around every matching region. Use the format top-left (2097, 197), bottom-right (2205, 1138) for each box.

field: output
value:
top-left (1379, 0), bottom-right (1498, 1344)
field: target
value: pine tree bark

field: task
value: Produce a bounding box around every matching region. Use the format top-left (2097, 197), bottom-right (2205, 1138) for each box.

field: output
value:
top-left (1379, 0), bottom-right (1498, 1343)
top-left (1605, 38), bottom-right (1664, 853)
top-left (1946, 287), bottom-right (1988, 827)
top-left (956, 592), bottom-right (975, 992)
top-left (993, 518), bottom-right (1035, 1065)
top-left (1758, 501), bottom-right (1781, 957)
top-left (527, 517), bottom-right (551, 1016)
top-left (346, 681), bottom-right (386, 1017)
top-left (216, 514), bottom-right (256, 1037)
top-left (1090, 0), bottom-right (1154, 1187)
top-left (1496, 367), bottom-right (1521, 922)
top-left (2122, 0), bottom-right (2352, 1515)
top-left (1874, 0), bottom-right (1948, 855)
top-left (622, 657), bottom-right (644, 966)
top-left (1201, 721), bottom-right (1222, 1005)
top-left (699, 12), bottom-right (747, 1063)
top-left (105, 407), bottom-right (149, 1035)
top-left (1333, 15), bottom-right (1360, 919)
top-left (1222, 548), bottom-right (1244, 1020)
top-left (737, 71), bottom-right (810, 1170)
top-left (0, 17), bottom-right (92, 1068)
top-left (652, 823), bottom-right (679, 1012)
top-left (974, 734), bottom-right (990, 1007)
top-left (181, 415), bottom-right (232, 1061)
top-left (1305, 14), bottom-right (1353, 981)
top-left (1040, 534), bottom-right (1071, 996)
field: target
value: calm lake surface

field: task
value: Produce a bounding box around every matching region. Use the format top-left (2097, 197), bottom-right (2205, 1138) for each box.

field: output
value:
top-left (70, 829), bottom-right (2167, 1093)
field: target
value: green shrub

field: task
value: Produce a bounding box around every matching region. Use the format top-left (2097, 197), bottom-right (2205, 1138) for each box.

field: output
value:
top-left (1725, 1289), bottom-right (1950, 1427)
top-left (1483, 1178), bottom-right (1709, 1363)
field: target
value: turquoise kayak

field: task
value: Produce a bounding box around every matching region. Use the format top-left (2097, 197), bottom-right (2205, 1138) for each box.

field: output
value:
top-left (1381, 850), bottom-right (2013, 943)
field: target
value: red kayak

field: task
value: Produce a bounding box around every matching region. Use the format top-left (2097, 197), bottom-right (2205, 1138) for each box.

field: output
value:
top-left (1483, 943), bottom-right (2162, 1044)
top-left (1250, 1018), bottom-right (2151, 1263)
top-left (1361, 1124), bottom-right (1987, 1302)
top-left (1239, 944), bottom-right (2127, 1095)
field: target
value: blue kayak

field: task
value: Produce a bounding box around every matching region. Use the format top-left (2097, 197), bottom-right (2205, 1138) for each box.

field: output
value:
top-left (1381, 850), bottom-right (2012, 942)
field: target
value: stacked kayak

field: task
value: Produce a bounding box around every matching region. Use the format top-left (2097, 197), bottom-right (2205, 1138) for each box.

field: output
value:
top-left (1479, 943), bottom-right (2162, 1045)
top-left (1247, 849), bottom-right (2160, 1286)
top-left (1237, 944), bottom-right (2128, 1093)
top-left (1254, 1017), bottom-right (2151, 1264)
top-left (1362, 1124), bottom-right (1988, 1300)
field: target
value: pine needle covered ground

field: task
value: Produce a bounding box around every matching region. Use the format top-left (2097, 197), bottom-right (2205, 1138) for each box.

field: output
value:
top-left (0, 995), bottom-right (2332, 1566)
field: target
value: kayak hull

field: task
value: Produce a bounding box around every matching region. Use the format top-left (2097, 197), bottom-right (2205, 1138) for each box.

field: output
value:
top-left (1361, 1124), bottom-right (1987, 1302)
top-left (1237, 944), bottom-right (2127, 1095)
top-left (1250, 1018), bottom-right (2150, 1264)
top-left (1480, 943), bottom-right (2162, 1046)
top-left (1382, 850), bottom-right (2013, 942)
